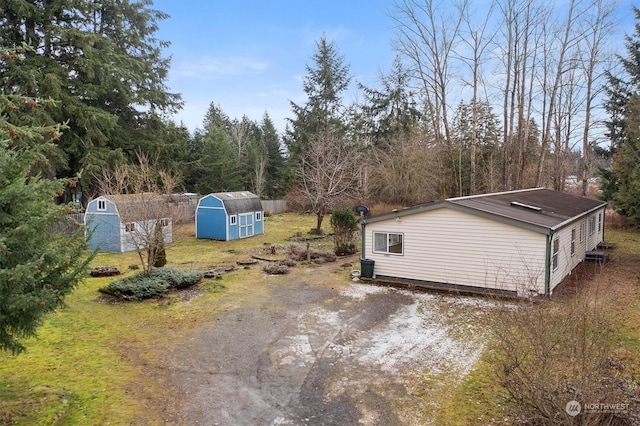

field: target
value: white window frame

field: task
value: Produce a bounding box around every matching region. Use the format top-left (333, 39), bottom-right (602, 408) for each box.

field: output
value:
top-left (588, 216), bottom-right (596, 235)
top-left (256, 211), bottom-right (262, 221)
top-left (373, 232), bottom-right (404, 255)
top-left (598, 213), bottom-right (602, 232)
top-left (230, 215), bottom-right (237, 225)
top-left (570, 228), bottom-right (576, 256)
top-left (552, 238), bottom-right (560, 270)
top-left (97, 199), bottom-right (106, 211)
top-left (125, 222), bottom-right (135, 233)
top-left (580, 221), bottom-right (586, 243)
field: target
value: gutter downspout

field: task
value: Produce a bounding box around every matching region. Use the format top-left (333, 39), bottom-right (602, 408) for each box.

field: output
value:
top-left (545, 230), bottom-right (554, 297)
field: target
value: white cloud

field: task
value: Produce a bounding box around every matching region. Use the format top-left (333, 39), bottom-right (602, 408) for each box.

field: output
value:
top-left (174, 55), bottom-right (270, 79)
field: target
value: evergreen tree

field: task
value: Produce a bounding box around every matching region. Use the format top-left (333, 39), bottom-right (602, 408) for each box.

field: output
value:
top-left (0, 86), bottom-right (93, 354)
top-left (0, 0), bottom-right (181, 199)
top-left (285, 36), bottom-right (358, 230)
top-left (451, 100), bottom-right (502, 195)
top-left (285, 36), bottom-right (352, 163)
top-left (602, 6), bottom-right (640, 224)
top-left (260, 112), bottom-right (286, 198)
top-left (358, 56), bottom-right (422, 148)
top-left (190, 103), bottom-right (242, 194)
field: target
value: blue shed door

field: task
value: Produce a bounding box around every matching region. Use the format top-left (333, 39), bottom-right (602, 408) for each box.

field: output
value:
top-left (239, 213), bottom-right (254, 238)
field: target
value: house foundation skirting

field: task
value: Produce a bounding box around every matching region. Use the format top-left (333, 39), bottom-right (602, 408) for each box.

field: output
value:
top-left (362, 275), bottom-right (520, 299)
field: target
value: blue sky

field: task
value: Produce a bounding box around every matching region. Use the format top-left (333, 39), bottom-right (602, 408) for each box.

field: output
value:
top-left (153, 0), bottom-right (637, 135)
top-left (153, 0), bottom-right (398, 133)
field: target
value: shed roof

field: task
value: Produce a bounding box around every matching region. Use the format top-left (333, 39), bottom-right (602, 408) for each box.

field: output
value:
top-left (210, 191), bottom-right (263, 215)
top-left (100, 193), bottom-right (171, 222)
top-left (362, 188), bottom-right (606, 234)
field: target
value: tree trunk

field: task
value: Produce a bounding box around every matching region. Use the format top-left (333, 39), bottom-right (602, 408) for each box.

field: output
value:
top-left (316, 212), bottom-right (325, 235)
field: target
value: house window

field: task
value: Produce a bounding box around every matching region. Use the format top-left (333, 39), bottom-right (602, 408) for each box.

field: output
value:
top-left (125, 222), bottom-right (135, 233)
top-left (598, 213), bottom-right (602, 232)
top-left (588, 216), bottom-right (596, 235)
top-left (580, 221), bottom-right (586, 243)
top-left (373, 232), bottom-right (403, 255)
top-left (571, 228), bottom-right (576, 256)
top-left (160, 218), bottom-right (169, 227)
top-left (552, 238), bottom-right (560, 270)
top-left (256, 211), bottom-right (262, 221)
top-left (97, 200), bottom-right (106, 211)
top-left (230, 215), bottom-right (237, 225)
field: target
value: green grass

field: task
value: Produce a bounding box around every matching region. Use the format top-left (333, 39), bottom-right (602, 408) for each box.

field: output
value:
top-left (0, 213), bottom-right (334, 425)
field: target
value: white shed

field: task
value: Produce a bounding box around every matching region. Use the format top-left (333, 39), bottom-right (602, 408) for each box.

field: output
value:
top-left (359, 188), bottom-right (607, 297)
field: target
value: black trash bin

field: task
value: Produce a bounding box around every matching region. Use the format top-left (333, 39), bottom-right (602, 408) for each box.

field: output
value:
top-left (360, 259), bottom-right (375, 279)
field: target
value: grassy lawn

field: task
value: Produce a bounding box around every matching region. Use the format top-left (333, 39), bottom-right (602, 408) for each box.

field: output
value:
top-left (0, 218), bottom-right (638, 425)
top-left (0, 213), bottom-right (334, 425)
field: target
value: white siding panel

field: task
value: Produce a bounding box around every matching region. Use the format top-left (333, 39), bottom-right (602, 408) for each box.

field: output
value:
top-left (549, 225), bottom-right (578, 292)
top-left (365, 207), bottom-right (548, 294)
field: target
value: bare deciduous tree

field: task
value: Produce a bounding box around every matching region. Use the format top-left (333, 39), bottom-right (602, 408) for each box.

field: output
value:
top-left (579, 0), bottom-right (617, 196)
top-left (384, 0), bottom-right (619, 199)
top-left (96, 152), bottom-right (182, 273)
top-left (297, 135), bottom-right (363, 234)
top-left (392, 0), bottom-right (465, 197)
top-left (457, 0), bottom-right (496, 195)
top-left (368, 134), bottom-right (440, 205)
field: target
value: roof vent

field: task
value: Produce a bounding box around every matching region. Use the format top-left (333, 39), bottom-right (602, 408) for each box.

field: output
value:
top-left (510, 201), bottom-right (542, 212)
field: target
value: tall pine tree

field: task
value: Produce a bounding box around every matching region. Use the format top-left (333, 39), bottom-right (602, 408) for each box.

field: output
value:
top-left (260, 112), bottom-right (285, 198)
top-left (285, 36), bottom-right (352, 164)
top-left (0, 60), bottom-right (93, 353)
top-left (0, 0), bottom-right (181, 200)
top-left (603, 6), bottom-right (640, 224)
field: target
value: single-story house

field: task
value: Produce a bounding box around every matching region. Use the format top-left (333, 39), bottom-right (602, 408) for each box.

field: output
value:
top-left (195, 191), bottom-right (264, 240)
top-left (84, 193), bottom-right (172, 253)
top-left (359, 188), bottom-right (607, 297)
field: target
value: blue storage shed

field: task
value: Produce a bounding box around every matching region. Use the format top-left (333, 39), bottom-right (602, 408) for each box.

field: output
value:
top-left (196, 192), bottom-right (264, 240)
top-left (84, 193), bottom-right (173, 252)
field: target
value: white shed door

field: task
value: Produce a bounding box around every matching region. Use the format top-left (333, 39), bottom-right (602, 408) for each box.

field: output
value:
top-left (239, 213), bottom-right (254, 238)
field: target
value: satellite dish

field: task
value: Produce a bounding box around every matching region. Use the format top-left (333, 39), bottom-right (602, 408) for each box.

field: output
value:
top-left (355, 205), bottom-right (370, 217)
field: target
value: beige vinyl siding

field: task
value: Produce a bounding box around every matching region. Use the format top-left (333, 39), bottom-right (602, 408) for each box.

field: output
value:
top-left (548, 206), bottom-right (605, 293)
top-left (365, 207), bottom-right (548, 295)
top-left (586, 208), bottom-right (605, 251)
top-left (549, 225), bottom-right (580, 292)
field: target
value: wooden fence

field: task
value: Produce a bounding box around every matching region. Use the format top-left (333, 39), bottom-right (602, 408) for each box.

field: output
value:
top-left (262, 199), bottom-right (288, 214)
top-left (49, 212), bottom-right (84, 235)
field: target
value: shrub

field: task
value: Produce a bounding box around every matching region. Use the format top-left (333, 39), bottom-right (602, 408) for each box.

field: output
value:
top-left (99, 268), bottom-right (203, 301)
top-left (490, 290), bottom-right (637, 424)
top-left (330, 208), bottom-right (359, 255)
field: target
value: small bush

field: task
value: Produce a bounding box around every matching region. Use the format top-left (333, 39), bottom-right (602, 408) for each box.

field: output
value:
top-left (330, 209), bottom-right (359, 256)
top-left (99, 268), bottom-right (203, 301)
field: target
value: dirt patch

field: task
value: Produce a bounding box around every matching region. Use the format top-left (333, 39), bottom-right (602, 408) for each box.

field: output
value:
top-left (149, 264), bottom-right (499, 425)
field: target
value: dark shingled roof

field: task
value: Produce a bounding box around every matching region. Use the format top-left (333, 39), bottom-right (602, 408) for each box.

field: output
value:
top-left (362, 188), bottom-right (607, 233)
top-left (103, 193), bottom-right (171, 222)
top-left (212, 191), bottom-right (263, 215)
top-left (447, 188), bottom-right (606, 230)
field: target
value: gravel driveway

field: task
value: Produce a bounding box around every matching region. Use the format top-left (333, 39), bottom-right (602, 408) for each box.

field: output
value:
top-left (156, 263), bottom-right (488, 425)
